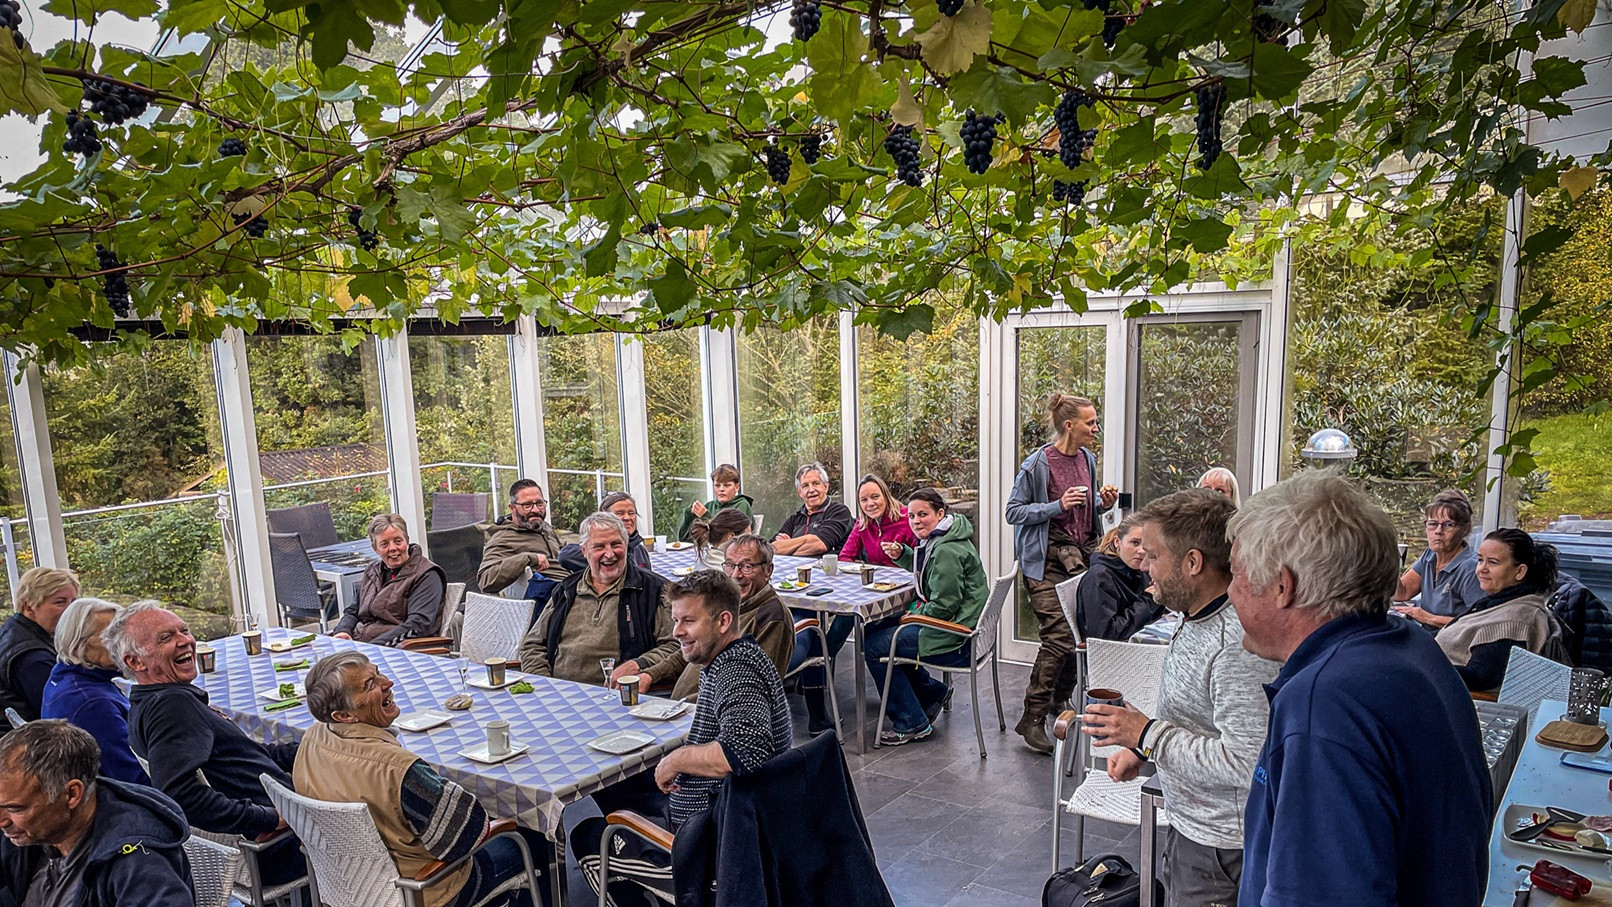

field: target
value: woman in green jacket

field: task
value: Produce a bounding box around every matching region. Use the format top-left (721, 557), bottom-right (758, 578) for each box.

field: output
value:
top-left (676, 463), bottom-right (755, 541)
top-left (867, 487), bottom-right (989, 746)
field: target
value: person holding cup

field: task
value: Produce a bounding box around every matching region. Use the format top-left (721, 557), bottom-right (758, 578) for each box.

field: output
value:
top-left (41, 598), bottom-right (149, 784)
top-left (296, 652), bottom-right (552, 907)
top-left (1007, 393), bottom-right (1118, 754)
top-left (1077, 489), bottom-right (1278, 907)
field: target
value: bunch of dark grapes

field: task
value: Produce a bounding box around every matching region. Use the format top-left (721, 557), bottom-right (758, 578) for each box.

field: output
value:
top-left (937, 0), bottom-right (966, 15)
top-left (764, 143), bottom-right (791, 184)
top-left (218, 137), bottom-right (247, 158)
top-left (800, 132), bottom-right (822, 165)
top-left (95, 245), bottom-right (130, 317)
top-left (81, 78), bottom-right (151, 126)
top-left (61, 111), bottom-right (102, 157)
top-left (638, 221), bottom-right (660, 235)
top-left (1253, 0), bottom-right (1284, 42)
top-left (0, 0), bottom-right (24, 49)
top-left (1194, 83), bottom-right (1226, 170)
top-left (1051, 179), bottom-right (1089, 205)
top-left (1102, 14), bottom-right (1125, 47)
top-left (959, 110), bottom-right (1001, 175)
top-left (233, 212), bottom-right (268, 238)
top-left (1054, 89), bottom-right (1096, 170)
top-left (348, 207), bottom-right (379, 251)
top-left (789, 0), bottom-right (821, 41)
top-left (883, 125), bottom-right (923, 187)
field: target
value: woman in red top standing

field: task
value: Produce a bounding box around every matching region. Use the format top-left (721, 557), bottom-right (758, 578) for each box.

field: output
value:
top-left (840, 474), bottom-right (919, 566)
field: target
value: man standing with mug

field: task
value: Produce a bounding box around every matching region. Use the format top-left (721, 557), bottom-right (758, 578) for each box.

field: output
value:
top-left (1007, 393), bottom-right (1117, 754)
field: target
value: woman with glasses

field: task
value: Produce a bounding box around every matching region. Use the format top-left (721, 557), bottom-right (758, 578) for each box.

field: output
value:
top-left (1391, 490), bottom-right (1486, 629)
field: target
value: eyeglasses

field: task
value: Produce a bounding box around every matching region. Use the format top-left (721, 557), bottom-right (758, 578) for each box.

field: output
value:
top-left (512, 501), bottom-right (545, 510)
top-left (1424, 520), bottom-right (1460, 531)
top-left (722, 561), bottom-right (764, 574)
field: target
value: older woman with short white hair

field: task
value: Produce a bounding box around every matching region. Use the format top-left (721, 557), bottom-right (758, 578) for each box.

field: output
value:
top-left (332, 514), bottom-right (447, 645)
top-left (1197, 467), bottom-right (1241, 507)
top-left (41, 597), bottom-right (149, 783)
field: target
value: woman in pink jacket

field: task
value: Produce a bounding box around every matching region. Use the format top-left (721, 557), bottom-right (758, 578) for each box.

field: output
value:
top-left (839, 474), bottom-right (919, 566)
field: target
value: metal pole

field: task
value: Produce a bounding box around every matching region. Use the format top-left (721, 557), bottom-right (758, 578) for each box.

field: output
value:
top-left (0, 518), bottom-right (18, 605)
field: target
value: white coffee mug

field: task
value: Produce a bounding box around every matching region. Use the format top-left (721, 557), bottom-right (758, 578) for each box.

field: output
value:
top-left (821, 554), bottom-right (840, 576)
top-left (486, 720), bottom-right (511, 757)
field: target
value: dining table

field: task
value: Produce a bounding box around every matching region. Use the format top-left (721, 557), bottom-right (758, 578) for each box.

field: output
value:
top-left (199, 626), bottom-right (692, 907)
top-left (651, 544), bottom-right (917, 752)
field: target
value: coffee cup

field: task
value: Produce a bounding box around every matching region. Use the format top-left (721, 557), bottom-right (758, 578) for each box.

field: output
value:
top-left (1084, 688), bottom-right (1125, 710)
top-left (486, 720), bottom-right (511, 757)
top-left (796, 566), bottom-right (812, 585)
top-left (242, 630), bottom-right (263, 656)
top-left (485, 658), bottom-right (507, 687)
top-left (653, 535), bottom-right (667, 551)
top-left (196, 646), bottom-right (217, 674)
top-left (859, 565), bottom-right (877, 585)
top-left (821, 555), bottom-right (840, 576)
top-left (619, 675), bottom-right (641, 707)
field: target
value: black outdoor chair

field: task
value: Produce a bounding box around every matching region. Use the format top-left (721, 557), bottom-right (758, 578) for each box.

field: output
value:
top-left (431, 492), bottom-right (489, 532)
top-left (267, 531), bottom-right (337, 631)
top-left (426, 522), bottom-right (486, 594)
top-left (266, 502), bottom-right (340, 550)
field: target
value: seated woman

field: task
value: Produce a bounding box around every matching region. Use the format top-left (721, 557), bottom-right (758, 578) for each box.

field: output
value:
top-left (790, 474), bottom-right (918, 735)
top-left (865, 488), bottom-right (989, 746)
top-left (1075, 515), bottom-right (1163, 641)
top-left (1437, 528), bottom-right (1571, 693)
top-left (1392, 489), bottom-right (1486, 630)
top-left (676, 463), bottom-right (754, 541)
top-left (42, 598), bottom-right (148, 784)
top-left (332, 514), bottom-right (447, 646)
top-left (1197, 466), bottom-right (1241, 507)
top-left (0, 567), bottom-right (79, 723)
top-left (688, 508), bottom-right (754, 570)
top-left (559, 492), bottom-right (653, 573)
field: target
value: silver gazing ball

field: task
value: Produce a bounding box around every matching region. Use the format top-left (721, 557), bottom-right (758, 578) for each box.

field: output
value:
top-left (1302, 427), bottom-right (1358, 460)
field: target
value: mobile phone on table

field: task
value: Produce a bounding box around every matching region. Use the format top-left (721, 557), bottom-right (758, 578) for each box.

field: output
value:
top-left (805, 586), bottom-right (833, 596)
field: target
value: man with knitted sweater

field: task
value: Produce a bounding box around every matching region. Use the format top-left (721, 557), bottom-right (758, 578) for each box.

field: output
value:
top-left (1080, 489), bottom-right (1278, 907)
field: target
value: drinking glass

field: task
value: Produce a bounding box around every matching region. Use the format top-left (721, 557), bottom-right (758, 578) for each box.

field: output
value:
top-left (599, 658), bottom-right (617, 701)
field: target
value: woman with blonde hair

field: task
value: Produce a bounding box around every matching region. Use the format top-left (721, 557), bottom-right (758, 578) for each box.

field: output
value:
top-left (1076, 514), bottom-right (1162, 641)
top-left (1197, 467), bottom-right (1241, 507)
top-left (839, 474), bottom-right (919, 566)
top-left (0, 566), bottom-right (80, 723)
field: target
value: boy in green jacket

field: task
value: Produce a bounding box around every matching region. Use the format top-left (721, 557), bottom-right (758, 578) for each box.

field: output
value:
top-left (676, 463), bottom-right (755, 540)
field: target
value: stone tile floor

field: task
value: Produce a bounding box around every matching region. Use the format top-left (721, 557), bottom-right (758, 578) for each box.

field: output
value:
top-left (561, 661), bottom-right (1143, 905)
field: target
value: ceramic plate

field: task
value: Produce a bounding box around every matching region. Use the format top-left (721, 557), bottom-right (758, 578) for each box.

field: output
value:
top-left (259, 683), bottom-right (306, 702)
top-left (629, 700), bottom-right (690, 721)
top-left (773, 580), bottom-right (808, 592)
top-left (465, 674), bottom-right (520, 691)
top-left (395, 709), bottom-right (453, 732)
top-left (459, 742), bottom-right (530, 765)
top-left (587, 730), bottom-right (657, 754)
top-left (1502, 803), bottom-right (1612, 859)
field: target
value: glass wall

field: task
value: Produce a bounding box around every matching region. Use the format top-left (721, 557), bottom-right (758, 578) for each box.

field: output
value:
top-left (1013, 325), bottom-right (1107, 642)
top-left (41, 344), bottom-right (234, 638)
top-left (1132, 319), bottom-right (1248, 506)
top-left (0, 388), bottom-right (28, 614)
top-left (538, 334), bottom-right (624, 535)
top-left (737, 320), bottom-right (843, 536)
top-left (247, 335), bottom-right (391, 542)
top-left (410, 334), bottom-right (517, 530)
top-left (858, 305), bottom-right (980, 516)
top-left (641, 331), bottom-right (708, 537)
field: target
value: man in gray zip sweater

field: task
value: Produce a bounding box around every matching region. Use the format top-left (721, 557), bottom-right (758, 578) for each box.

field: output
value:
top-left (1080, 489), bottom-right (1278, 907)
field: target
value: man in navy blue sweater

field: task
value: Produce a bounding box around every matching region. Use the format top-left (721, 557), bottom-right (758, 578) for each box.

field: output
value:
top-left (106, 602), bottom-right (307, 887)
top-left (1228, 472), bottom-right (1491, 907)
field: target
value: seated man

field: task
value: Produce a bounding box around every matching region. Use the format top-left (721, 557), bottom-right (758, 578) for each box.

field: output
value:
top-left (0, 720), bottom-right (194, 906)
top-left (519, 511), bottom-right (680, 689)
top-left (107, 602), bottom-right (306, 887)
top-left (573, 570), bottom-right (792, 906)
top-left (772, 463), bottom-right (854, 557)
top-left (638, 534), bottom-right (793, 701)
top-left (559, 493), bottom-right (653, 574)
top-left (1080, 489), bottom-right (1279, 906)
top-left (298, 652), bottom-right (550, 907)
top-left (478, 478), bottom-right (570, 606)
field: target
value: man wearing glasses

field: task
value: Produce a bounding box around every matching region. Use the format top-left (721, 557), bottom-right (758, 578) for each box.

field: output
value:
top-left (655, 535), bottom-right (794, 701)
top-left (1391, 489), bottom-right (1486, 630)
top-left (478, 478), bottom-right (570, 607)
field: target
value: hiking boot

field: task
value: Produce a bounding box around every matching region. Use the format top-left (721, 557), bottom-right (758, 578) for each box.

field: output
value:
top-left (923, 687), bottom-right (954, 725)
top-left (805, 688), bottom-right (835, 736)
top-left (1016, 713), bottom-right (1054, 755)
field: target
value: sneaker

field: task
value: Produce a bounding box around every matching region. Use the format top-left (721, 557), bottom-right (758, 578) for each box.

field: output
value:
top-left (878, 725), bottom-right (934, 747)
top-left (923, 687), bottom-right (954, 725)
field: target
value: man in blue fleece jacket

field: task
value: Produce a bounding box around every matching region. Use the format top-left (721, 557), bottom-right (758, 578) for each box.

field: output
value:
top-left (0, 720), bottom-right (194, 906)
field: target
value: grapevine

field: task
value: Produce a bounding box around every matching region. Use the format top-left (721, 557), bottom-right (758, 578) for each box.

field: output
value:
top-left (789, 0), bottom-right (821, 41)
top-left (81, 79), bottom-right (151, 126)
top-left (1054, 89), bottom-right (1096, 170)
top-left (61, 111), bottom-right (102, 158)
top-left (1052, 180), bottom-right (1088, 205)
top-left (1195, 83), bottom-right (1226, 170)
top-left (937, 0), bottom-right (965, 15)
top-left (0, 0), bottom-right (22, 48)
top-left (95, 245), bottom-right (130, 317)
top-left (234, 212), bottom-right (269, 238)
top-left (764, 143), bottom-right (792, 185)
top-left (959, 110), bottom-right (1002, 175)
top-left (883, 125), bottom-right (923, 187)
top-left (219, 138), bottom-right (247, 158)
top-left (348, 207), bottom-right (379, 251)
top-left (800, 132), bottom-right (822, 165)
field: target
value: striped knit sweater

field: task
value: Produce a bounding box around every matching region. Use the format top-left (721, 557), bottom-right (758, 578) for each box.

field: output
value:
top-left (670, 635), bottom-right (792, 826)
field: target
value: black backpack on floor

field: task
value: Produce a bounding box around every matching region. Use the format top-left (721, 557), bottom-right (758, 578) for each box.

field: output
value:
top-left (1043, 852), bottom-right (1162, 907)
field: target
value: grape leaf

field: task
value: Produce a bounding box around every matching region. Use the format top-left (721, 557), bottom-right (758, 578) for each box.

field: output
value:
top-left (1558, 0), bottom-right (1596, 32)
top-left (806, 12), bottom-right (881, 124)
top-left (0, 38), bottom-right (66, 116)
top-left (916, 1), bottom-right (992, 77)
top-left (892, 77), bottom-right (923, 127)
top-left (1559, 164), bottom-right (1599, 200)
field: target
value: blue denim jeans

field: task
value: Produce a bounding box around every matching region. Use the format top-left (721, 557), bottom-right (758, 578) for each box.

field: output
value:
top-left (453, 827), bottom-right (553, 907)
top-left (863, 621), bottom-right (972, 734)
top-left (787, 610), bottom-right (867, 687)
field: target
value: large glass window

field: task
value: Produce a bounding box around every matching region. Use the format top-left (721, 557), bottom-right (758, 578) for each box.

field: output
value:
top-left (857, 305), bottom-right (980, 509)
top-left (1132, 319), bottom-right (1251, 506)
top-left (247, 335), bottom-right (391, 542)
top-left (737, 320), bottom-right (842, 535)
top-left (410, 333), bottom-right (517, 529)
top-left (0, 388), bottom-right (28, 615)
top-left (41, 344), bottom-right (233, 638)
top-left (538, 334), bottom-right (624, 535)
top-left (641, 330), bottom-right (708, 536)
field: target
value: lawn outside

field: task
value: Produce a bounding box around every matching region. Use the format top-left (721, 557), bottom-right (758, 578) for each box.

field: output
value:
top-left (1520, 411), bottom-right (1612, 529)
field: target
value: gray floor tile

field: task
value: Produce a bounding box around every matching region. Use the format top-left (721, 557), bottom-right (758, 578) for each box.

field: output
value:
top-left (942, 883), bottom-right (1040, 907)
top-left (852, 770), bottom-right (921, 815)
top-left (880, 849), bottom-right (989, 906)
top-left (865, 792), bottom-right (976, 854)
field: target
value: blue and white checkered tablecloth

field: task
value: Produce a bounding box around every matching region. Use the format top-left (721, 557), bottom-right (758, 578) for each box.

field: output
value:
top-left (198, 628), bottom-right (691, 836)
top-left (651, 546), bottom-right (917, 621)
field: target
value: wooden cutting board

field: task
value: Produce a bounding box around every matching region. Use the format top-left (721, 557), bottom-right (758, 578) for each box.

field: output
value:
top-left (1537, 719), bottom-right (1610, 753)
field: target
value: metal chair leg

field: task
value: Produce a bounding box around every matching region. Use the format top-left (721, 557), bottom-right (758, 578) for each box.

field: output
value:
top-left (969, 662), bottom-right (985, 758)
top-left (819, 624), bottom-right (843, 741)
top-left (1051, 733), bottom-right (1066, 874)
top-left (875, 649), bottom-right (898, 747)
top-left (990, 650), bottom-right (1005, 731)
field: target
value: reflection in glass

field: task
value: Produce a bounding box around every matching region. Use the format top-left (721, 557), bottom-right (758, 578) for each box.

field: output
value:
top-left (737, 320), bottom-right (842, 536)
top-left (1133, 321), bottom-right (1244, 507)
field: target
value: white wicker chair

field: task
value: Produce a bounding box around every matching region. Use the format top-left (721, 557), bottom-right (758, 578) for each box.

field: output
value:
top-left (443, 582), bottom-right (466, 617)
top-left (1051, 637), bottom-right (1172, 871)
top-left (459, 591), bottom-right (536, 666)
top-left (186, 834), bottom-right (245, 907)
top-left (1498, 645), bottom-right (1573, 724)
top-left (260, 774), bottom-right (541, 907)
top-left (872, 565), bottom-right (1015, 757)
top-left (1055, 572), bottom-right (1089, 778)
